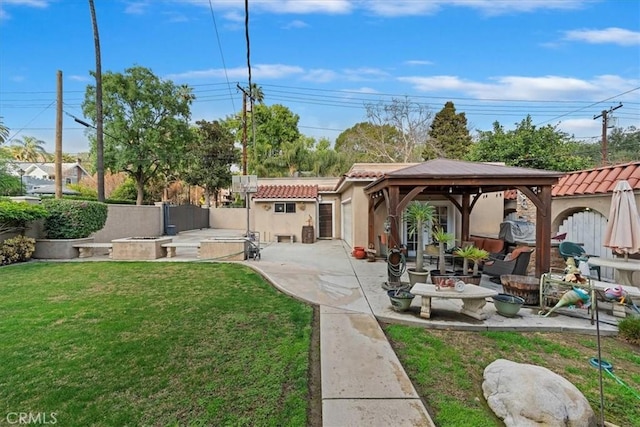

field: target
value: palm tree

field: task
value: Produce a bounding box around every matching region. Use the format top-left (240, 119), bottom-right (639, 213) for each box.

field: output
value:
top-left (249, 83), bottom-right (264, 104)
top-left (405, 201), bottom-right (436, 283)
top-left (89, 0), bottom-right (105, 202)
top-left (0, 117), bottom-right (9, 145)
top-left (10, 136), bottom-right (49, 162)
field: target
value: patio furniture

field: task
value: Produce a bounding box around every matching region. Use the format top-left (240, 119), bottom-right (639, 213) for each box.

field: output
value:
top-left (483, 247), bottom-right (534, 282)
top-left (558, 241), bottom-right (601, 280)
top-left (410, 282), bottom-right (498, 320)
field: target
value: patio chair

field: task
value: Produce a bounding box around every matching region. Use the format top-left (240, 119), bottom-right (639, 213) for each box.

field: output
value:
top-left (483, 247), bottom-right (534, 282)
top-left (558, 241), bottom-right (601, 281)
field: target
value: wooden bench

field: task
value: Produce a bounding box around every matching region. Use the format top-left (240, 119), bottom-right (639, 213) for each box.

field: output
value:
top-left (410, 282), bottom-right (498, 320)
top-left (274, 234), bottom-right (295, 243)
top-left (161, 242), bottom-right (201, 258)
top-left (72, 243), bottom-right (113, 258)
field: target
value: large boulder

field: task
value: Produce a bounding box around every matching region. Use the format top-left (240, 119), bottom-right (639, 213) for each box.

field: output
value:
top-left (483, 359), bottom-right (596, 427)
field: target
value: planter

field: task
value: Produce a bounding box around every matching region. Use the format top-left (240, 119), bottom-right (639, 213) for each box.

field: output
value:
top-left (352, 246), bottom-right (365, 258)
top-left (500, 274), bottom-right (540, 306)
top-left (111, 237), bottom-right (172, 260)
top-left (492, 293), bottom-right (525, 317)
top-left (354, 247), bottom-right (366, 259)
top-left (32, 237), bottom-right (94, 259)
top-left (454, 274), bottom-right (482, 286)
top-left (429, 270), bottom-right (455, 285)
top-left (407, 268), bottom-right (430, 285)
top-left (387, 289), bottom-right (415, 312)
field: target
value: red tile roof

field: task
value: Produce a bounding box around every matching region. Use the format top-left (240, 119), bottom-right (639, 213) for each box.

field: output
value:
top-left (253, 185), bottom-right (318, 200)
top-left (552, 161), bottom-right (640, 197)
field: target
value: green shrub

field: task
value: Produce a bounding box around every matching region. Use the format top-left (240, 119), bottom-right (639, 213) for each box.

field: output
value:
top-left (0, 200), bottom-right (48, 234)
top-left (618, 316), bottom-right (640, 345)
top-left (0, 235), bottom-right (36, 265)
top-left (43, 199), bottom-right (108, 239)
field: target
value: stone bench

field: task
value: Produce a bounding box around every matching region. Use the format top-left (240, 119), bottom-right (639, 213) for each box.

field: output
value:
top-left (410, 282), bottom-right (498, 320)
top-left (161, 242), bottom-right (201, 258)
top-left (274, 234), bottom-right (295, 243)
top-left (72, 243), bottom-right (113, 258)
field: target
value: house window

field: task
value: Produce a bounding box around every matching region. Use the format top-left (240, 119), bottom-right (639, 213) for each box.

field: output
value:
top-left (65, 178), bottom-right (72, 184)
top-left (275, 202), bottom-right (296, 213)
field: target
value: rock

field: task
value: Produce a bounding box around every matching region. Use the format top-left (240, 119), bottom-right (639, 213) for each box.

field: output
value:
top-left (482, 359), bottom-right (596, 427)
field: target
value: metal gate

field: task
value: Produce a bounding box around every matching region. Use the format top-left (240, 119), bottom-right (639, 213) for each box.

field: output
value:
top-left (558, 210), bottom-right (613, 280)
top-left (164, 204), bottom-right (209, 234)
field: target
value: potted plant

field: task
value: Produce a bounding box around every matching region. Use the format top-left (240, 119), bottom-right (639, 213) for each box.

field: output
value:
top-left (404, 201), bottom-right (436, 285)
top-left (387, 289), bottom-right (415, 312)
top-left (454, 245), bottom-right (489, 285)
top-left (431, 225), bottom-right (455, 276)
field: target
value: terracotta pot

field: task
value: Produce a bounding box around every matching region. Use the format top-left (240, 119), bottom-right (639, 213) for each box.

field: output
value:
top-left (352, 246), bottom-right (365, 257)
top-left (354, 248), bottom-right (366, 259)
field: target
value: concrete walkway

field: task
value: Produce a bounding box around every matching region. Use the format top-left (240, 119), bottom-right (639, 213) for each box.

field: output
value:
top-left (76, 229), bottom-right (621, 426)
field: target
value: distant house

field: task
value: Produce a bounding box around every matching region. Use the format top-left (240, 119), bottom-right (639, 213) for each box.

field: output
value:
top-left (7, 161), bottom-right (92, 193)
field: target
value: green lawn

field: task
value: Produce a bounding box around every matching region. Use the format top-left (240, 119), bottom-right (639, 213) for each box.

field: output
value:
top-left (0, 262), bottom-right (313, 426)
top-left (384, 324), bottom-right (640, 426)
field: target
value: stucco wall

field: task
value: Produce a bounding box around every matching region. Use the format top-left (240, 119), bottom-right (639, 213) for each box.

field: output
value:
top-left (253, 201), bottom-right (316, 242)
top-left (469, 192), bottom-right (507, 237)
top-left (210, 207), bottom-right (252, 230)
top-left (93, 204), bottom-right (163, 243)
top-left (551, 193), bottom-right (640, 230)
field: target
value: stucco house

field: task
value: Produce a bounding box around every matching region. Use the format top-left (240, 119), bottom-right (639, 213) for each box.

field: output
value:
top-left (213, 159), bottom-right (639, 281)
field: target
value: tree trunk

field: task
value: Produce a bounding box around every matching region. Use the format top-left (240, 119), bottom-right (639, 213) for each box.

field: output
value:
top-left (136, 178), bottom-right (144, 205)
top-left (89, 0), bottom-right (105, 202)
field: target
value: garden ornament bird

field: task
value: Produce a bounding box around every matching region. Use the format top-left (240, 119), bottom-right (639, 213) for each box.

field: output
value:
top-left (604, 285), bottom-right (640, 313)
top-left (542, 286), bottom-right (591, 317)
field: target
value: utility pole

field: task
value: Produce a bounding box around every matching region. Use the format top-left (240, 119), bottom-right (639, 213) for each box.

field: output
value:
top-left (55, 70), bottom-right (63, 199)
top-left (593, 103), bottom-right (622, 166)
top-left (237, 84), bottom-right (249, 175)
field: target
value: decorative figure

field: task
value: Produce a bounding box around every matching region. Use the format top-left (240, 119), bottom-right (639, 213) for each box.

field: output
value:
top-left (563, 258), bottom-right (587, 284)
top-left (604, 285), bottom-right (640, 313)
top-left (604, 285), bottom-right (627, 304)
top-left (306, 215), bottom-right (313, 226)
top-left (541, 286), bottom-right (591, 317)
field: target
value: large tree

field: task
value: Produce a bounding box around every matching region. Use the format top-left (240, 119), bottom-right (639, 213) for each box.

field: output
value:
top-left (466, 116), bottom-right (593, 172)
top-left (363, 97), bottom-right (432, 162)
top-left (424, 101), bottom-right (472, 160)
top-left (334, 122), bottom-right (401, 164)
top-left (225, 103), bottom-right (301, 177)
top-left (82, 66), bottom-right (194, 205)
top-left (182, 120), bottom-right (238, 207)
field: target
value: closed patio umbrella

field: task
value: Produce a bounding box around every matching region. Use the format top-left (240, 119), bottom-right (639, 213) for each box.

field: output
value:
top-left (603, 180), bottom-right (640, 260)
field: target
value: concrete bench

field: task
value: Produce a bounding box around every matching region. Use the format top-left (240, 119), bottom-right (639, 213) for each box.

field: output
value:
top-left (161, 242), bottom-right (201, 258)
top-left (410, 282), bottom-right (498, 320)
top-left (72, 243), bottom-right (113, 258)
top-left (274, 234), bottom-right (295, 243)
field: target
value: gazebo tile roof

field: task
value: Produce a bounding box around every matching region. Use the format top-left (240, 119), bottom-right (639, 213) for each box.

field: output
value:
top-left (253, 184), bottom-right (318, 199)
top-left (551, 161), bottom-right (640, 196)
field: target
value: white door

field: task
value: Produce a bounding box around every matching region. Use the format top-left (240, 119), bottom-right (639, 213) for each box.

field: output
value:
top-left (342, 201), bottom-right (352, 247)
top-left (558, 210), bottom-right (612, 280)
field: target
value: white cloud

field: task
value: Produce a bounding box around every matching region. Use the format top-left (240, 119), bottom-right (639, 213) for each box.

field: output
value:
top-left (0, 0), bottom-right (49, 21)
top-left (399, 74), bottom-right (639, 101)
top-left (404, 60), bottom-right (433, 66)
top-left (124, 1), bottom-right (150, 15)
top-left (283, 19), bottom-right (308, 29)
top-left (69, 75), bottom-right (91, 82)
top-left (343, 67), bottom-right (390, 81)
top-left (172, 0), bottom-right (352, 15)
top-left (166, 63), bottom-right (304, 81)
top-left (564, 27), bottom-right (640, 46)
top-left (302, 69), bottom-right (339, 83)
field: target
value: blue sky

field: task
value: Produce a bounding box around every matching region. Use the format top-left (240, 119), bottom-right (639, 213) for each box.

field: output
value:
top-left (1, 0), bottom-right (639, 155)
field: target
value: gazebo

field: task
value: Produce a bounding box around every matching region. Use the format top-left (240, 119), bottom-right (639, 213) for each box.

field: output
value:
top-left (363, 159), bottom-right (564, 277)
